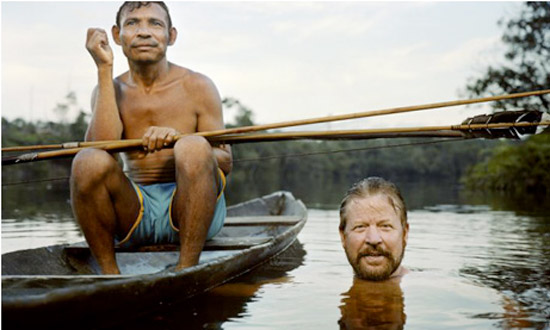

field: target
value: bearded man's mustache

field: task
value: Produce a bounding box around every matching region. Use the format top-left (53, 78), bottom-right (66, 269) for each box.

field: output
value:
top-left (358, 246), bottom-right (393, 259)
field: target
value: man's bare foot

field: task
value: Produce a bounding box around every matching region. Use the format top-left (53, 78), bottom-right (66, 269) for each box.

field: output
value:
top-left (175, 260), bottom-right (198, 271)
top-left (98, 262), bottom-right (121, 275)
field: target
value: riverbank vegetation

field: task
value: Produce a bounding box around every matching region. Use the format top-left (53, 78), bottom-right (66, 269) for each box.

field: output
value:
top-left (4, 89), bottom-right (547, 203)
top-left (2, 96), bottom-right (501, 205)
top-left (462, 133), bottom-right (550, 193)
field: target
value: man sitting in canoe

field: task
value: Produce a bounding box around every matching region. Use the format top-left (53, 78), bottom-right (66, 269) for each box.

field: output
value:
top-left (70, 1), bottom-right (232, 274)
top-left (339, 177), bottom-right (409, 281)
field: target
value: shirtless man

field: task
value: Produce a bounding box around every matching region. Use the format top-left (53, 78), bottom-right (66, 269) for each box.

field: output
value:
top-left (70, 2), bottom-right (232, 274)
top-left (339, 177), bottom-right (409, 281)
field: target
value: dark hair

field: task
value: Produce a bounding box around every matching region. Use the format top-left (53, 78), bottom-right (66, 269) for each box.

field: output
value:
top-left (116, 2), bottom-right (172, 29)
top-left (339, 177), bottom-right (407, 232)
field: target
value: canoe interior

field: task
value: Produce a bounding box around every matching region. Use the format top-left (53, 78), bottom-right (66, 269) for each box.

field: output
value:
top-left (2, 191), bottom-right (307, 327)
top-left (2, 191), bottom-right (307, 277)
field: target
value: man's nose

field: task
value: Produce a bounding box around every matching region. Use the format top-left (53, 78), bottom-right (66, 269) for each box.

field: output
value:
top-left (364, 226), bottom-right (382, 245)
top-left (136, 25), bottom-right (152, 37)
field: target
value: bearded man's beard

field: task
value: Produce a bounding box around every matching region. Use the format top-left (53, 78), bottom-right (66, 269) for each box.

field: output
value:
top-left (348, 243), bottom-right (405, 281)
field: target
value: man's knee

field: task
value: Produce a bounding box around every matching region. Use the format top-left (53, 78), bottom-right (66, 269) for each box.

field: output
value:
top-left (173, 136), bottom-right (215, 175)
top-left (71, 148), bottom-right (119, 192)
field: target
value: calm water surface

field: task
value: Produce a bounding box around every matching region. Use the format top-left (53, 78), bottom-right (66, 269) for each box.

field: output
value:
top-left (2, 182), bottom-right (550, 329)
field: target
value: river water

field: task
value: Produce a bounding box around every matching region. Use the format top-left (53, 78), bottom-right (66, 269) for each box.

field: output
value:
top-left (2, 181), bottom-right (550, 329)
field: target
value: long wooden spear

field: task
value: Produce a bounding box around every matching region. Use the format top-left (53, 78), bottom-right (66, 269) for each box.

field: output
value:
top-left (3, 89), bottom-right (550, 154)
top-left (3, 120), bottom-right (548, 165)
top-left (208, 120), bottom-right (550, 143)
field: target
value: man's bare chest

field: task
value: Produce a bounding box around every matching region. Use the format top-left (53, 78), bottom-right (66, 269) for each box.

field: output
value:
top-left (118, 89), bottom-right (198, 138)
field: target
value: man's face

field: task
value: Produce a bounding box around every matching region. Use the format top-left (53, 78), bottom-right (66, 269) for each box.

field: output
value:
top-left (114, 4), bottom-right (175, 63)
top-left (340, 194), bottom-right (408, 281)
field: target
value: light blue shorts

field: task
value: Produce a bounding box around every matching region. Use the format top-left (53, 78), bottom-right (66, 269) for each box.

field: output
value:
top-left (116, 169), bottom-right (226, 249)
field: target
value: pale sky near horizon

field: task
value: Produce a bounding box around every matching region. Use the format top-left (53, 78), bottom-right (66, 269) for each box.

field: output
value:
top-left (1, 1), bottom-right (521, 130)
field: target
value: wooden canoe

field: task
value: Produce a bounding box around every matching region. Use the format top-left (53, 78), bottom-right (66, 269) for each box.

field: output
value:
top-left (2, 191), bottom-right (307, 324)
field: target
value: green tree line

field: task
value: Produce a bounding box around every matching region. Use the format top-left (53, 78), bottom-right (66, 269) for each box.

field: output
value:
top-left (4, 93), bottom-right (547, 205)
top-left (2, 92), bottom-right (89, 185)
top-left (2, 95), bottom-right (503, 200)
top-left (462, 133), bottom-right (550, 193)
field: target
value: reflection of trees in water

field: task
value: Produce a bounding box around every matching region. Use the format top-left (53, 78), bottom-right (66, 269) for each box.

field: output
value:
top-left (339, 277), bottom-right (405, 330)
top-left (224, 137), bottom-right (497, 208)
top-left (108, 240), bottom-right (307, 329)
top-left (458, 190), bottom-right (550, 329)
top-left (460, 265), bottom-right (548, 329)
top-left (3, 175), bottom-right (464, 219)
top-left (2, 181), bottom-right (72, 219)
top-left (227, 175), bottom-right (464, 211)
top-left (234, 239), bottom-right (307, 283)
top-left (460, 189), bottom-right (550, 216)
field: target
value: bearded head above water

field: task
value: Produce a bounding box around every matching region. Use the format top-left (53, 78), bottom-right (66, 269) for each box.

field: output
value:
top-left (339, 177), bottom-right (409, 281)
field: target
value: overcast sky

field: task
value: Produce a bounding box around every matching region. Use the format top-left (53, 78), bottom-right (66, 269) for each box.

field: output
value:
top-left (2, 1), bottom-right (520, 130)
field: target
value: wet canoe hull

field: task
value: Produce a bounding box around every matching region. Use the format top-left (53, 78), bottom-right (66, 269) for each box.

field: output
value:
top-left (2, 191), bottom-right (307, 323)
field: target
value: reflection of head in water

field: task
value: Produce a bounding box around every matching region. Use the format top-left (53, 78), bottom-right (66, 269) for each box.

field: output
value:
top-left (339, 278), bottom-right (406, 329)
top-left (339, 177), bottom-right (409, 281)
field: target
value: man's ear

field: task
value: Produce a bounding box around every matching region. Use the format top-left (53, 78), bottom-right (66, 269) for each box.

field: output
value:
top-left (168, 27), bottom-right (177, 46)
top-left (403, 222), bottom-right (409, 245)
top-left (112, 25), bottom-right (122, 45)
top-left (339, 229), bottom-right (346, 248)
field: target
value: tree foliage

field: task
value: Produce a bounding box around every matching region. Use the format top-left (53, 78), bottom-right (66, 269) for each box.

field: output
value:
top-left (222, 97), bottom-right (255, 128)
top-left (3, 94), bottom-right (501, 203)
top-left (462, 133), bottom-right (550, 193)
top-left (2, 93), bottom-right (89, 185)
top-left (466, 2), bottom-right (550, 112)
top-left (2, 92), bottom-right (89, 147)
top-left (220, 98), bottom-right (499, 203)
top-left (462, 2), bottom-right (550, 194)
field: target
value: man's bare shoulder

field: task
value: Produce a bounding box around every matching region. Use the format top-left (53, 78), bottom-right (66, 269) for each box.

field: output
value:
top-left (172, 64), bottom-right (221, 113)
top-left (172, 64), bottom-right (217, 93)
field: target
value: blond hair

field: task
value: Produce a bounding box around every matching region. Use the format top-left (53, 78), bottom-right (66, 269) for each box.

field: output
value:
top-left (339, 177), bottom-right (407, 231)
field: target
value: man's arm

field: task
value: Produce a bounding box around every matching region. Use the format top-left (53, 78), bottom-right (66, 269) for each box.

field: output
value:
top-left (85, 28), bottom-right (123, 141)
top-left (195, 75), bottom-right (233, 175)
